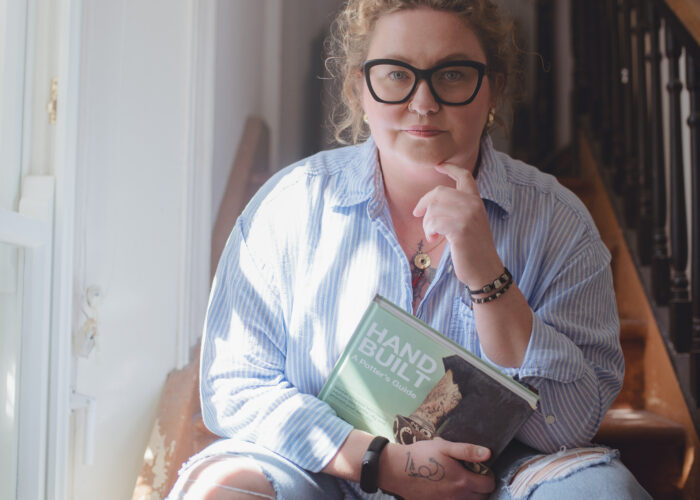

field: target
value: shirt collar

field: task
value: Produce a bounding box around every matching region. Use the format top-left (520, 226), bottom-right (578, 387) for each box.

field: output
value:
top-left (332, 134), bottom-right (513, 216)
top-left (332, 136), bottom-right (381, 209)
top-left (475, 135), bottom-right (513, 216)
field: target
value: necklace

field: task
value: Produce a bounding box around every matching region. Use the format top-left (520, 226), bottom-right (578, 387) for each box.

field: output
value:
top-left (412, 237), bottom-right (445, 272)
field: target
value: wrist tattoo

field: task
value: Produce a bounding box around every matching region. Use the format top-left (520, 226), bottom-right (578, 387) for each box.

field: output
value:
top-left (404, 452), bottom-right (445, 482)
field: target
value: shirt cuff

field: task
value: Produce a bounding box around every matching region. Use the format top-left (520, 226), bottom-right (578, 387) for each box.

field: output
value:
top-left (480, 310), bottom-right (586, 384)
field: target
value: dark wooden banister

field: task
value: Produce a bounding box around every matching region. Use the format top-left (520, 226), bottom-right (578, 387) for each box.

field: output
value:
top-left (573, 0), bottom-right (700, 433)
top-left (664, 0), bottom-right (700, 46)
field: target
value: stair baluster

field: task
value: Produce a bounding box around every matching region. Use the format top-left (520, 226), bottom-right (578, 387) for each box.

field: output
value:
top-left (622, 0), bottom-right (639, 223)
top-left (665, 25), bottom-right (692, 353)
top-left (612, 1), bottom-right (625, 194)
top-left (635, 0), bottom-right (653, 265)
top-left (687, 50), bottom-right (700, 404)
top-left (599, 1), bottom-right (614, 166)
top-left (648, 0), bottom-right (671, 305)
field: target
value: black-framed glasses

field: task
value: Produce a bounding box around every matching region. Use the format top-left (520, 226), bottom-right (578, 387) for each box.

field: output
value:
top-left (363, 59), bottom-right (487, 106)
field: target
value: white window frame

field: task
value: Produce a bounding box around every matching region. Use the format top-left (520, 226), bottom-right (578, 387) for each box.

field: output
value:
top-left (45, 1), bottom-right (82, 499)
top-left (0, 178), bottom-right (55, 500)
top-left (0, 0), bottom-right (81, 498)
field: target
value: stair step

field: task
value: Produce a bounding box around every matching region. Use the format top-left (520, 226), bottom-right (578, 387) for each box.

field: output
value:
top-left (192, 411), bottom-right (218, 454)
top-left (619, 318), bottom-right (647, 341)
top-left (596, 409), bottom-right (686, 499)
top-left (613, 319), bottom-right (647, 409)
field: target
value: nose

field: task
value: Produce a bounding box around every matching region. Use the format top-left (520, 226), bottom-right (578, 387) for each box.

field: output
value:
top-left (408, 79), bottom-right (439, 115)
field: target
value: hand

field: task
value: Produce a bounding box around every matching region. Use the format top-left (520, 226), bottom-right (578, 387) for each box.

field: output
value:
top-left (379, 439), bottom-right (495, 500)
top-left (412, 163), bottom-right (503, 289)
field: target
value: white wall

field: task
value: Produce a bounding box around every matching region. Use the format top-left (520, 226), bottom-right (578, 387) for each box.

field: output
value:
top-left (211, 0), bottom-right (343, 221)
top-left (210, 0), bottom-right (269, 224)
top-left (70, 1), bottom-right (345, 498)
top-left (71, 1), bottom-right (192, 499)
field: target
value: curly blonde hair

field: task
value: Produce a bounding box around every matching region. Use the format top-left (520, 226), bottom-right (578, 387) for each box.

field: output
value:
top-left (326, 0), bottom-right (517, 144)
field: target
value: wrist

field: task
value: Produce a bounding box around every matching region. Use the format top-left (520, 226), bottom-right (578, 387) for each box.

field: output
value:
top-left (461, 258), bottom-right (505, 292)
top-left (377, 442), bottom-right (403, 494)
top-left (360, 436), bottom-right (390, 493)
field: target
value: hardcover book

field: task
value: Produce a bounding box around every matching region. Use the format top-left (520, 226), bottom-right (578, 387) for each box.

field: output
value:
top-left (318, 294), bottom-right (539, 473)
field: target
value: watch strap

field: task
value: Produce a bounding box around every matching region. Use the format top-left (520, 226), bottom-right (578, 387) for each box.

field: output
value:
top-left (360, 436), bottom-right (390, 493)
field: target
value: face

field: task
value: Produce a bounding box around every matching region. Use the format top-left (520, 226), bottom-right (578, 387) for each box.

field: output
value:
top-left (361, 8), bottom-right (494, 175)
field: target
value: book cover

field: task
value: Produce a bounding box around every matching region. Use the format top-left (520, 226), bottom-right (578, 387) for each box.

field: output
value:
top-left (318, 294), bottom-right (539, 473)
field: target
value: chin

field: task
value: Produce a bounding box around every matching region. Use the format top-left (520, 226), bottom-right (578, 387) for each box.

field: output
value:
top-left (397, 134), bottom-right (460, 164)
top-left (401, 145), bottom-right (453, 167)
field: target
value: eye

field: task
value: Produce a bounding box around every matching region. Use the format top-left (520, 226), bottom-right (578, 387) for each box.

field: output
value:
top-left (388, 70), bottom-right (410, 81)
top-left (439, 69), bottom-right (465, 82)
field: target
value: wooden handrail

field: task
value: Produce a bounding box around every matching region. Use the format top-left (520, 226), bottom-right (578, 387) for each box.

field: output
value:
top-left (664, 0), bottom-right (700, 46)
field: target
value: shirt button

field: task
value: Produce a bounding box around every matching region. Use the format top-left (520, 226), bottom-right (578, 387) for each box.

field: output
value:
top-left (447, 265), bottom-right (453, 273)
top-left (545, 415), bottom-right (556, 425)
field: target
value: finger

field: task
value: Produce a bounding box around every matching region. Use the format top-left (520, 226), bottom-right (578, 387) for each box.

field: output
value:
top-left (468, 469), bottom-right (496, 495)
top-left (413, 189), bottom-right (436, 218)
top-left (437, 442), bottom-right (495, 494)
top-left (442, 441), bottom-right (491, 463)
top-left (435, 163), bottom-right (479, 195)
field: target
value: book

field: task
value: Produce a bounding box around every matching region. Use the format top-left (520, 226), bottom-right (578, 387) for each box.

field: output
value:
top-left (318, 294), bottom-right (539, 474)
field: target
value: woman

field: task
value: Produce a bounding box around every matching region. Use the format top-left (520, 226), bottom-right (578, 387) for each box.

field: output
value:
top-left (169, 1), bottom-right (651, 498)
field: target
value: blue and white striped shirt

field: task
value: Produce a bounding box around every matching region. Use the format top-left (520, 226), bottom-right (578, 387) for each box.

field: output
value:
top-left (200, 135), bottom-right (623, 486)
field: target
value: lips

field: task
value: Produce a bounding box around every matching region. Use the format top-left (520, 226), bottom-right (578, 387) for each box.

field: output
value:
top-left (403, 125), bottom-right (444, 137)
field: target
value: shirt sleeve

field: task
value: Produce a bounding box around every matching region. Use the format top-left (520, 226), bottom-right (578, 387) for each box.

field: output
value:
top-left (199, 222), bottom-right (353, 472)
top-left (481, 239), bottom-right (623, 453)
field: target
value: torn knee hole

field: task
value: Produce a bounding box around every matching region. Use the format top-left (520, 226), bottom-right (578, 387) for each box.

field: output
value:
top-left (509, 447), bottom-right (612, 497)
top-left (179, 456), bottom-right (276, 499)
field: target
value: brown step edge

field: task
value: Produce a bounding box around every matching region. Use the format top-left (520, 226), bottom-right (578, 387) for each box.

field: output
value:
top-left (596, 409), bottom-right (686, 499)
top-left (132, 345), bottom-right (202, 500)
top-left (619, 318), bottom-right (648, 342)
top-left (192, 411), bottom-right (218, 455)
top-left (597, 408), bottom-right (686, 443)
top-left (576, 131), bottom-right (699, 499)
top-left (614, 319), bottom-right (648, 410)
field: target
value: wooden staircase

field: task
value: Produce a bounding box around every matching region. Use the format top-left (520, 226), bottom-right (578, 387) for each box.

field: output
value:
top-left (564, 132), bottom-right (699, 499)
top-left (132, 124), bottom-right (700, 499)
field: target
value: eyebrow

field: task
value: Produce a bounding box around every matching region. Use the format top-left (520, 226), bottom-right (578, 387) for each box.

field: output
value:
top-left (379, 53), bottom-right (485, 67)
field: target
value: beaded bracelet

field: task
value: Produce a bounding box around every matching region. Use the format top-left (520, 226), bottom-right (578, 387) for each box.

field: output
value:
top-left (467, 267), bottom-right (512, 296)
top-left (470, 279), bottom-right (513, 305)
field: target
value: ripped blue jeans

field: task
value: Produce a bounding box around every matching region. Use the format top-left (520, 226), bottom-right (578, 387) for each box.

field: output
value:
top-left (167, 438), bottom-right (652, 499)
top-left (488, 440), bottom-right (651, 499)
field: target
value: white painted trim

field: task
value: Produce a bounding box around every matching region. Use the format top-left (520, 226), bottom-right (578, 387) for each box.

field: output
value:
top-left (263, 0), bottom-right (283, 172)
top-left (16, 176), bottom-right (55, 500)
top-left (178, 0), bottom-right (216, 368)
top-left (20, 0), bottom-right (36, 180)
top-left (46, 0), bottom-right (82, 499)
top-left (0, 208), bottom-right (49, 247)
top-left (0, 0), bottom-right (28, 186)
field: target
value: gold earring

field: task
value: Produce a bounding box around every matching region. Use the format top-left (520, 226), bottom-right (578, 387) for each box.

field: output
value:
top-left (487, 108), bottom-right (496, 128)
top-left (363, 114), bottom-right (369, 124)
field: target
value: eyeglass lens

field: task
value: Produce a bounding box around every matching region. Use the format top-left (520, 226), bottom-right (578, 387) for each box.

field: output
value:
top-left (367, 63), bottom-right (482, 104)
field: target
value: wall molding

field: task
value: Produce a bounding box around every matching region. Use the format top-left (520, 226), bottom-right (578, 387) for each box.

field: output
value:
top-left (46, 0), bottom-right (83, 499)
top-left (178, 0), bottom-right (216, 368)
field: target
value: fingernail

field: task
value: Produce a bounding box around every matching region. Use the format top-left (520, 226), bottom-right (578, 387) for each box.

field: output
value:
top-left (477, 446), bottom-right (489, 458)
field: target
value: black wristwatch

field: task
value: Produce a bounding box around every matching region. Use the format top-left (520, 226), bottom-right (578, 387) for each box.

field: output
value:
top-left (360, 436), bottom-right (390, 493)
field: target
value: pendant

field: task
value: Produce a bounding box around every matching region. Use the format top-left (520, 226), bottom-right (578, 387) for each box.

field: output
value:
top-left (414, 252), bottom-right (431, 270)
